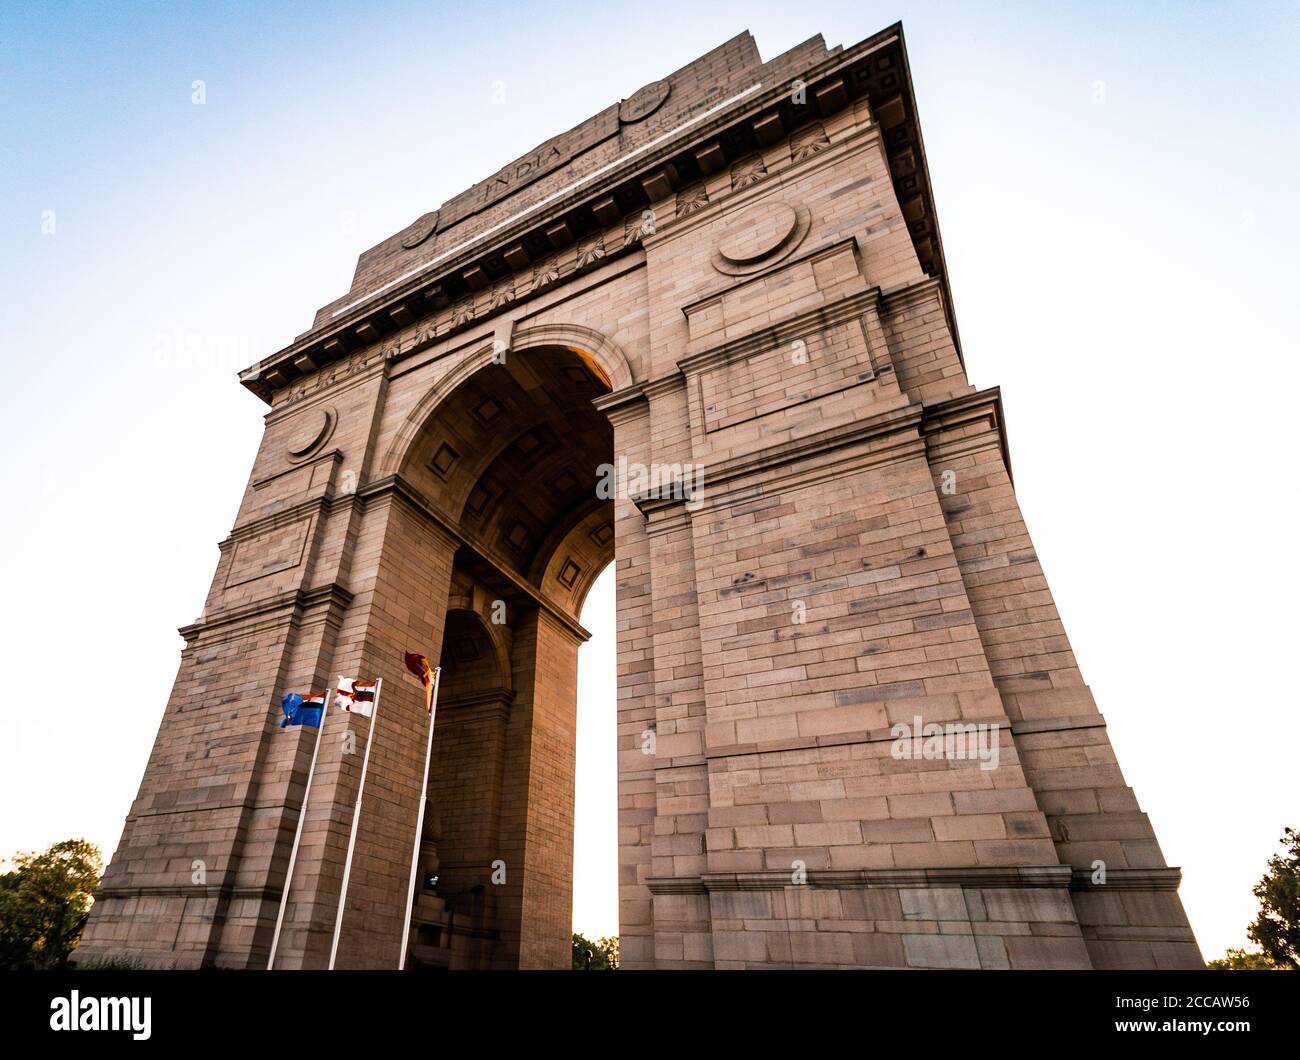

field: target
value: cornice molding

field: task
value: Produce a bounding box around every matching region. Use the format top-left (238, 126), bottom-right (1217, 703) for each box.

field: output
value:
top-left (702, 703), bottom-right (1020, 763)
top-left (180, 582), bottom-right (354, 643)
top-left (920, 385), bottom-right (1013, 485)
top-left (640, 373), bottom-right (688, 401)
top-left (438, 689), bottom-right (516, 721)
top-left (646, 865), bottom-right (1075, 895)
top-left (357, 473), bottom-right (463, 553)
top-left (634, 399), bottom-right (924, 522)
top-left (1070, 867), bottom-right (1184, 892)
top-left (224, 486), bottom-right (364, 548)
top-left (880, 273), bottom-right (944, 313)
top-left (643, 121), bottom-right (880, 253)
top-left (92, 882), bottom-right (283, 903)
top-left (249, 449), bottom-right (342, 492)
top-left (237, 23), bottom-right (953, 405)
top-left (591, 381), bottom-right (649, 425)
top-left (677, 276), bottom-right (879, 375)
top-left (1010, 714), bottom-right (1107, 737)
top-left (362, 474), bottom-right (592, 643)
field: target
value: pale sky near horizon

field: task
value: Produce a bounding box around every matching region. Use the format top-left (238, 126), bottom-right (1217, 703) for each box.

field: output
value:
top-left (1, 0), bottom-right (1296, 959)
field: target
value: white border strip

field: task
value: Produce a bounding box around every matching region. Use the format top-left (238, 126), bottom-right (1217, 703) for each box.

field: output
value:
top-left (329, 81), bottom-right (765, 319)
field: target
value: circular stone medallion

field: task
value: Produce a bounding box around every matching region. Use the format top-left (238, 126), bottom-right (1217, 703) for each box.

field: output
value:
top-left (286, 405), bottom-right (337, 461)
top-left (619, 79), bottom-right (671, 124)
top-left (399, 210), bottom-right (440, 250)
top-left (717, 201), bottom-right (800, 266)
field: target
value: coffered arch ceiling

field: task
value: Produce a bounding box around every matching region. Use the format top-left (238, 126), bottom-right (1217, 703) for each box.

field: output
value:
top-left (402, 346), bottom-right (616, 615)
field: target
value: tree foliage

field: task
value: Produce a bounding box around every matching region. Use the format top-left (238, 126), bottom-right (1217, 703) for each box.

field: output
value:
top-left (1245, 826), bottom-right (1300, 969)
top-left (572, 932), bottom-right (619, 970)
top-left (1209, 827), bottom-right (1299, 971)
top-left (0, 838), bottom-right (103, 970)
top-left (1206, 947), bottom-right (1285, 970)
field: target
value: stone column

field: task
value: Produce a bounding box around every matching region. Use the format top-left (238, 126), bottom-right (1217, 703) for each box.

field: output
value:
top-left (492, 607), bottom-right (584, 969)
top-left (269, 484), bottom-right (458, 969)
top-left (597, 391), bottom-right (660, 970)
top-left (923, 392), bottom-right (1203, 968)
top-left (78, 463), bottom-right (358, 968)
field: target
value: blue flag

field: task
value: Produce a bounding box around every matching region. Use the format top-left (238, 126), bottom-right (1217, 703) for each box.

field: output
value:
top-left (280, 691), bottom-right (325, 728)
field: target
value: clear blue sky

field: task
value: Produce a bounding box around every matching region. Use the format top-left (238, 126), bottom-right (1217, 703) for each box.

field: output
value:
top-left (1, 0), bottom-right (1297, 958)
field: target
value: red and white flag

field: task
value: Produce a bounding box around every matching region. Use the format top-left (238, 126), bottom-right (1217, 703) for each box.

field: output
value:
top-left (334, 677), bottom-right (377, 717)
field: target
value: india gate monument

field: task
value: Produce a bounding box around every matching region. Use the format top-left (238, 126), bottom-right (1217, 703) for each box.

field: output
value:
top-left (78, 23), bottom-right (1202, 970)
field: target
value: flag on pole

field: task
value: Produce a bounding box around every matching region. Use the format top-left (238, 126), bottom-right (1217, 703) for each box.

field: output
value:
top-left (280, 692), bottom-right (326, 728)
top-left (404, 652), bottom-right (434, 713)
top-left (328, 675), bottom-right (384, 969)
top-left (399, 660), bottom-right (440, 969)
top-left (268, 679), bottom-right (337, 968)
top-left (334, 677), bottom-right (377, 717)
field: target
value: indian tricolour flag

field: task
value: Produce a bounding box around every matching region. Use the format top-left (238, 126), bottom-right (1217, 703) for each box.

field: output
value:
top-left (334, 677), bottom-right (377, 717)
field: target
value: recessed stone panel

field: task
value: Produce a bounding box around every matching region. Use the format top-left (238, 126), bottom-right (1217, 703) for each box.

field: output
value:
top-left (557, 558), bottom-right (581, 589)
top-left (224, 518), bottom-right (311, 588)
top-left (429, 441), bottom-right (460, 479)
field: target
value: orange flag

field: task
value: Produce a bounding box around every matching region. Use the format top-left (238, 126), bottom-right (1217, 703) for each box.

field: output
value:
top-left (404, 652), bottom-right (433, 712)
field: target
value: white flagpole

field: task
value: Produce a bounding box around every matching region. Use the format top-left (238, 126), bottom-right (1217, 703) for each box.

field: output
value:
top-left (267, 682), bottom-right (337, 970)
top-left (328, 676), bottom-right (383, 970)
top-left (399, 665), bottom-right (441, 970)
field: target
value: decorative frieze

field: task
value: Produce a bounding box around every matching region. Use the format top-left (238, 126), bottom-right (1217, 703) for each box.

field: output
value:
top-left (790, 120), bottom-right (831, 162)
top-left (530, 255), bottom-right (561, 291)
top-left (280, 346), bottom-right (384, 408)
top-left (576, 235), bottom-right (605, 268)
top-left (260, 105), bottom-right (862, 408)
top-left (730, 154), bottom-right (768, 191)
top-left (675, 182), bottom-right (709, 217)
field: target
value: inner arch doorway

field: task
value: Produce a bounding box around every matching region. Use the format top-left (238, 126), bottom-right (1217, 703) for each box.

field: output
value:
top-left (400, 345), bottom-right (615, 969)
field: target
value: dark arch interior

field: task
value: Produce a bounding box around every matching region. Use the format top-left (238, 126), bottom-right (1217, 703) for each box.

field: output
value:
top-left (403, 345), bottom-right (617, 969)
top-left (402, 346), bottom-right (616, 618)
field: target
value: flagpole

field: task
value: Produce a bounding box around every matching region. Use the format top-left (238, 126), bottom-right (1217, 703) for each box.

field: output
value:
top-left (328, 676), bottom-right (383, 970)
top-left (267, 682), bottom-right (337, 970)
top-left (398, 665), bottom-right (441, 970)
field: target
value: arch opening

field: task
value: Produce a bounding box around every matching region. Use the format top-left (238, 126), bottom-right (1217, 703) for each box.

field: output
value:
top-left (399, 343), bottom-right (618, 969)
top-left (397, 344), bottom-right (616, 614)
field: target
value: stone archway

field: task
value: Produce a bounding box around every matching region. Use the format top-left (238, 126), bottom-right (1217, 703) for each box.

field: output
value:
top-left (394, 343), bottom-right (617, 970)
top-left (80, 24), bottom-right (1201, 971)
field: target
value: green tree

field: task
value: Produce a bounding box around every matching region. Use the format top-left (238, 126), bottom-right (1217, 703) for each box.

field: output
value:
top-left (572, 932), bottom-right (619, 970)
top-left (0, 839), bottom-right (103, 970)
top-left (1245, 826), bottom-right (1300, 969)
top-left (1207, 948), bottom-right (1284, 970)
